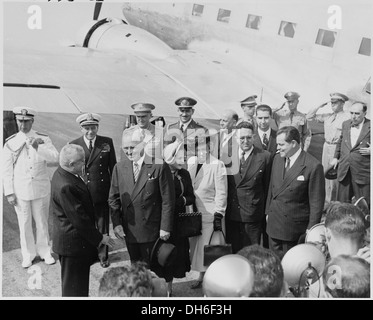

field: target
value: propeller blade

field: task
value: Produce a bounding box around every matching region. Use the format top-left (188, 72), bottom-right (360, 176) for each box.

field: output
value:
top-left (93, 0), bottom-right (104, 21)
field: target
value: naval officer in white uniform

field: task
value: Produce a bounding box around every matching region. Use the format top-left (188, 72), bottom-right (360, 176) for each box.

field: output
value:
top-left (3, 107), bottom-right (59, 268)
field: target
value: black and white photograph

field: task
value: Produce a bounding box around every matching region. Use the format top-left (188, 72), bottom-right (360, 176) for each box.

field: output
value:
top-left (1, 0), bottom-right (371, 301)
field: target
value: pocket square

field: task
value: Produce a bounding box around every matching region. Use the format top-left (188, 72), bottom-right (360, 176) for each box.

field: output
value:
top-left (297, 175), bottom-right (305, 181)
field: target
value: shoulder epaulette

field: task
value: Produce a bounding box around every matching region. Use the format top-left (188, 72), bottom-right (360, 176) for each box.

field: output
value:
top-left (166, 122), bottom-right (178, 130)
top-left (35, 131), bottom-right (48, 136)
top-left (5, 133), bottom-right (17, 142)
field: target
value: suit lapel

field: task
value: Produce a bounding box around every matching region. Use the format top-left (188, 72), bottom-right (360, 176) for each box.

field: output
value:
top-left (131, 164), bottom-right (156, 201)
top-left (87, 136), bottom-right (103, 166)
top-left (194, 163), bottom-right (204, 185)
top-left (352, 118), bottom-right (370, 149)
top-left (273, 151), bottom-right (306, 198)
top-left (237, 149), bottom-right (263, 186)
top-left (124, 160), bottom-right (135, 191)
top-left (345, 121), bottom-right (353, 149)
top-left (75, 136), bottom-right (90, 160)
top-left (268, 130), bottom-right (277, 153)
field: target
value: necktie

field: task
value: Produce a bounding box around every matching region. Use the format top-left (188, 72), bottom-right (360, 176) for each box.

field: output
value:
top-left (240, 151), bottom-right (246, 173)
top-left (133, 162), bottom-right (140, 183)
top-left (89, 140), bottom-right (93, 153)
top-left (284, 157), bottom-right (290, 178)
top-left (262, 133), bottom-right (269, 150)
top-left (290, 112), bottom-right (294, 123)
top-left (180, 124), bottom-right (185, 133)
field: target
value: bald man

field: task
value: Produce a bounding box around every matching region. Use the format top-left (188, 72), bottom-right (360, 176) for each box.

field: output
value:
top-left (330, 102), bottom-right (370, 205)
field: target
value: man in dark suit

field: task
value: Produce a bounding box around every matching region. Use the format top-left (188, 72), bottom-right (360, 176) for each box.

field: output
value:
top-left (164, 97), bottom-right (207, 161)
top-left (70, 113), bottom-right (117, 268)
top-left (253, 104), bottom-right (278, 159)
top-left (266, 126), bottom-right (325, 259)
top-left (330, 102), bottom-right (370, 206)
top-left (51, 144), bottom-right (115, 297)
top-left (226, 122), bottom-right (272, 253)
top-left (108, 131), bottom-right (175, 267)
top-left (253, 104), bottom-right (277, 248)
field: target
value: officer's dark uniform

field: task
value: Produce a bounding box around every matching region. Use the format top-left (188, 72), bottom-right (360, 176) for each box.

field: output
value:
top-left (70, 113), bottom-right (117, 268)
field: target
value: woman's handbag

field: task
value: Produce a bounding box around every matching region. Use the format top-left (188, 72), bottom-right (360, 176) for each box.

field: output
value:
top-left (175, 172), bottom-right (202, 238)
top-left (177, 204), bottom-right (202, 238)
top-left (203, 230), bottom-right (232, 267)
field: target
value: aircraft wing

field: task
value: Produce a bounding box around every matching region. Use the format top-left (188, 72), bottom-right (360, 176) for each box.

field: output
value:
top-left (3, 45), bottom-right (190, 116)
top-left (4, 42), bottom-right (260, 119)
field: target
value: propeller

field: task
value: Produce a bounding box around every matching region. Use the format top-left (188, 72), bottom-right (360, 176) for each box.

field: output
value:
top-left (93, 0), bottom-right (104, 21)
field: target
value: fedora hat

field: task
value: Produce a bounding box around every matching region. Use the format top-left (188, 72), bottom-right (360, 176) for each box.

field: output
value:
top-left (324, 163), bottom-right (338, 180)
top-left (150, 238), bottom-right (177, 268)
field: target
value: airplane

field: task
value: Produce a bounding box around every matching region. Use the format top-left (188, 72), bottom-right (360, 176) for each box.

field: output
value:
top-left (1, 0), bottom-right (371, 298)
top-left (2, 0), bottom-right (371, 156)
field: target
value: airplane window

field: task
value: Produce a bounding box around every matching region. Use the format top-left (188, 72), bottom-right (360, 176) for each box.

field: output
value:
top-left (315, 29), bottom-right (337, 48)
top-left (246, 14), bottom-right (262, 30)
top-left (217, 8), bottom-right (231, 23)
top-left (192, 4), bottom-right (204, 17)
top-left (278, 21), bottom-right (296, 38)
top-left (359, 37), bottom-right (371, 56)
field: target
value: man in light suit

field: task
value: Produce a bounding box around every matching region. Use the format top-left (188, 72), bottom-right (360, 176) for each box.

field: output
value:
top-left (3, 107), bottom-right (59, 268)
top-left (51, 144), bottom-right (115, 296)
top-left (217, 109), bottom-right (239, 173)
top-left (236, 95), bottom-right (258, 133)
top-left (123, 103), bottom-right (164, 162)
top-left (108, 130), bottom-right (175, 267)
top-left (164, 97), bottom-right (207, 161)
top-left (226, 122), bottom-right (272, 253)
top-left (330, 102), bottom-right (370, 206)
top-left (266, 126), bottom-right (325, 259)
top-left (70, 113), bottom-right (117, 268)
top-left (273, 92), bottom-right (311, 151)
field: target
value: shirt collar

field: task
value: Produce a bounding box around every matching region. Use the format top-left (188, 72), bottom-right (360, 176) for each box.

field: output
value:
top-left (180, 119), bottom-right (192, 129)
top-left (84, 136), bottom-right (96, 148)
top-left (134, 154), bottom-right (145, 168)
top-left (351, 118), bottom-right (364, 129)
top-left (240, 146), bottom-right (254, 158)
top-left (288, 147), bottom-right (302, 164)
top-left (258, 128), bottom-right (271, 139)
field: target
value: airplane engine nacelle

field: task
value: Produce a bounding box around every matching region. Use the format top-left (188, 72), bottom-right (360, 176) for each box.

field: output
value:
top-left (75, 18), bottom-right (173, 60)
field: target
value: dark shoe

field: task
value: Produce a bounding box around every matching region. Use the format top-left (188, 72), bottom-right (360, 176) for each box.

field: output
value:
top-left (100, 260), bottom-right (110, 268)
top-left (190, 280), bottom-right (203, 289)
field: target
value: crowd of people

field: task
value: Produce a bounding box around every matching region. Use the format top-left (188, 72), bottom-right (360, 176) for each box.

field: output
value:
top-left (2, 91), bottom-right (370, 298)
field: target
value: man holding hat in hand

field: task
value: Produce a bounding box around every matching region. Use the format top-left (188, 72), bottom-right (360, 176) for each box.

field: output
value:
top-left (330, 101), bottom-right (370, 206)
top-left (109, 130), bottom-right (174, 268)
top-left (70, 113), bottom-right (117, 268)
top-left (306, 92), bottom-right (350, 203)
top-left (3, 107), bottom-right (59, 268)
